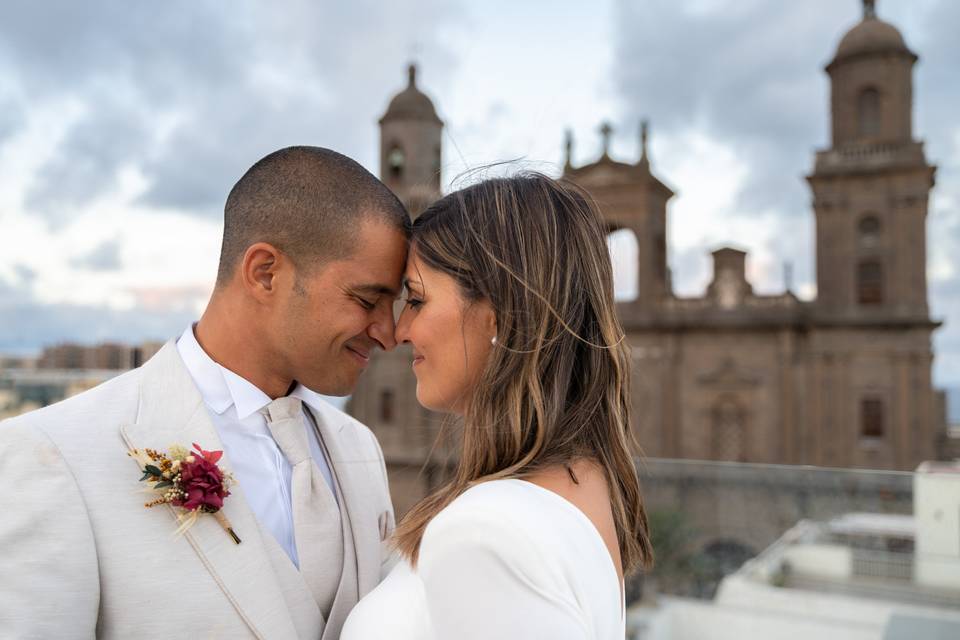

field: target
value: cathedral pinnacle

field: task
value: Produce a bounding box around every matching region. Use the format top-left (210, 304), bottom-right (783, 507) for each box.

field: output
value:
top-left (863, 0), bottom-right (876, 20)
top-left (639, 119), bottom-right (650, 167)
top-left (407, 63), bottom-right (418, 88)
top-left (563, 129), bottom-right (574, 168)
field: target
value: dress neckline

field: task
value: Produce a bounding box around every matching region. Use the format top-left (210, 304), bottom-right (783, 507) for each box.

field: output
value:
top-left (497, 478), bottom-right (625, 618)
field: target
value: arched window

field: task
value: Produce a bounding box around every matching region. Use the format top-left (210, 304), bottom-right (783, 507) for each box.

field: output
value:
top-left (858, 87), bottom-right (881, 138)
top-left (388, 145), bottom-right (405, 181)
top-left (711, 395), bottom-right (746, 461)
top-left (857, 259), bottom-right (883, 305)
top-left (858, 214), bottom-right (881, 248)
top-left (606, 227), bottom-right (639, 301)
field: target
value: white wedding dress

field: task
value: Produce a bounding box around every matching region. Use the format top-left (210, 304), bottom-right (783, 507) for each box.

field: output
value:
top-left (341, 478), bottom-right (624, 639)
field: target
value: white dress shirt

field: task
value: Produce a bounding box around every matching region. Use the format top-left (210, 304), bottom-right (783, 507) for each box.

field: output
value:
top-left (176, 325), bottom-right (339, 568)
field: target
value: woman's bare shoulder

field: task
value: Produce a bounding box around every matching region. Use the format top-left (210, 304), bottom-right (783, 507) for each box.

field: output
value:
top-left (524, 460), bottom-right (624, 582)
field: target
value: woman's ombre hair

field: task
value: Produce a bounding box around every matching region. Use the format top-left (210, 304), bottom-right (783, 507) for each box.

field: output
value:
top-left (392, 172), bottom-right (653, 574)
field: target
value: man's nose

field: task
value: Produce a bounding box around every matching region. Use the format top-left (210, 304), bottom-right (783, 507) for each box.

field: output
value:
top-left (394, 306), bottom-right (411, 345)
top-left (369, 303), bottom-right (398, 351)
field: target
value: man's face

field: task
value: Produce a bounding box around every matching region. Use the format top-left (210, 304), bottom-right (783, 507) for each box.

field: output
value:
top-left (277, 218), bottom-right (408, 396)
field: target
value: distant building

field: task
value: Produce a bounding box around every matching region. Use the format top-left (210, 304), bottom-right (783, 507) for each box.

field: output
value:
top-left (37, 341), bottom-right (163, 370)
top-left (0, 340), bottom-right (162, 419)
top-left (631, 460), bottom-right (960, 639)
top-left (0, 368), bottom-right (121, 419)
top-left (565, 0), bottom-right (943, 471)
top-left (348, 0), bottom-right (950, 516)
top-left (0, 355), bottom-right (36, 370)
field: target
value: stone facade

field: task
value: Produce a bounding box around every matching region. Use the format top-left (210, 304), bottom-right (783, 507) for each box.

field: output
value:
top-left (347, 4), bottom-right (947, 514)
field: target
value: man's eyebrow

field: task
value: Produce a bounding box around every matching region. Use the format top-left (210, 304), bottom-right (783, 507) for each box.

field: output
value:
top-left (351, 283), bottom-right (400, 297)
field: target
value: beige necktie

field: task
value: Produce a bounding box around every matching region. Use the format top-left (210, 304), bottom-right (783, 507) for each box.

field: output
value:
top-left (263, 396), bottom-right (344, 617)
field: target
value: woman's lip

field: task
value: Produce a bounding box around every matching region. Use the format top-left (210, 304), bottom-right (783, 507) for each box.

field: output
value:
top-left (412, 355), bottom-right (424, 366)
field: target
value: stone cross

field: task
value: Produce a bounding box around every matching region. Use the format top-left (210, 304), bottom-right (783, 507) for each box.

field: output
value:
top-left (599, 121), bottom-right (613, 156)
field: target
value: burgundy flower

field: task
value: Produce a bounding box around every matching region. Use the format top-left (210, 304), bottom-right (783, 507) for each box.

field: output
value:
top-left (192, 442), bottom-right (223, 465)
top-left (174, 452), bottom-right (230, 512)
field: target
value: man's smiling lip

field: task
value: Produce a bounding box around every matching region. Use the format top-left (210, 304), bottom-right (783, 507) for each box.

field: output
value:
top-left (346, 346), bottom-right (370, 363)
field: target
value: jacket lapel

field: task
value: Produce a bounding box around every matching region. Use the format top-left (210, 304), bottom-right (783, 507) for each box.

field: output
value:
top-left (120, 342), bottom-right (300, 640)
top-left (308, 404), bottom-right (381, 598)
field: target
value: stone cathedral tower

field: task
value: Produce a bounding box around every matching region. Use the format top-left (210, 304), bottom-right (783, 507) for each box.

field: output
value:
top-left (349, 64), bottom-right (449, 516)
top-left (378, 64), bottom-right (443, 216)
top-left (809, 0), bottom-right (935, 318)
top-left (802, 0), bottom-right (941, 469)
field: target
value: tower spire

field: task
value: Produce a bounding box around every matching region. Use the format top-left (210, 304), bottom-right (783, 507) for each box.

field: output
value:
top-left (563, 129), bottom-right (574, 169)
top-left (863, 0), bottom-right (876, 19)
top-left (407, 63), bottom-right (417, 88)
top-left (638, 119), bottom-right (650, 169)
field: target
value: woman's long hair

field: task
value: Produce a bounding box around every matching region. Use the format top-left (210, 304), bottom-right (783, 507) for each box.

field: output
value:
top-left (392, 172), bottom-right (653, 574)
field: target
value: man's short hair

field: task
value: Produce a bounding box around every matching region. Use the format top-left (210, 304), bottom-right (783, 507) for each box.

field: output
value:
top-left (216, 146), bottom-right (410, 286)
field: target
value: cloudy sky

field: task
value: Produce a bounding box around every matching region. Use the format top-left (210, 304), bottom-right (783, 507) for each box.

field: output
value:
top-left (0, 0), bottom-right (958, 388)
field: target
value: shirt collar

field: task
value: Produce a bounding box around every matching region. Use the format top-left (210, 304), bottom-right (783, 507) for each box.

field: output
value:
top-left (220, 366), bottom-right (273, 420)
top-left (177, 325), bottom-right (271, 419)
top-left (177, 325), bottom-right (234, 415)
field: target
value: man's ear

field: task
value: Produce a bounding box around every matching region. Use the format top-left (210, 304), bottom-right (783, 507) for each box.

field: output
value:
top-left (240, 242), bottom-right (284, 302)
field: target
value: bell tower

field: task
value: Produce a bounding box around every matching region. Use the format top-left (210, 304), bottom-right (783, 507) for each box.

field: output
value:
top-left (562, 120), bottom-right (674, 316)
top-left (808, 0), bottom-right (935, 319)
top-left (378, 64), bottom-right (443, 217)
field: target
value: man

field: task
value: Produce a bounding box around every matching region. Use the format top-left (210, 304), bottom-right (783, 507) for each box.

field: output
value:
top-left (0, 147), bottom-right (409, 639)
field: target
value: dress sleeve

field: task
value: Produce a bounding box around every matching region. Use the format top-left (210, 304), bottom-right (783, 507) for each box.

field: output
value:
top-left (0, 421), bottom-right (100, 638)
top-left (418, 506), bottom-right (591, 639)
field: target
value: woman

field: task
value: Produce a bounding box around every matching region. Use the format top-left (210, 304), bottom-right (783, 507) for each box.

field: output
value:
top-left (342, 173), bottom-right (653, 638)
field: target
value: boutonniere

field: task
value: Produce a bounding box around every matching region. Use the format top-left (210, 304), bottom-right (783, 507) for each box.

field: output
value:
top-left (128, 443), bottom-right (241, 544)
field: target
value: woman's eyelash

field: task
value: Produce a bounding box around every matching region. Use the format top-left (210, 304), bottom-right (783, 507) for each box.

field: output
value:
top-left (405, 297), bottom-right (423, 309)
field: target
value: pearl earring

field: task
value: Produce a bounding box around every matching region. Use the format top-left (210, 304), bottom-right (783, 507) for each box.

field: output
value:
top-left (491, 336), bottom-right (497, 345)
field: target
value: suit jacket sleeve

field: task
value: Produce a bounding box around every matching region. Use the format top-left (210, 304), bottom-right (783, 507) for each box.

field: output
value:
top-left (0, 421), bottom-right (100, 638)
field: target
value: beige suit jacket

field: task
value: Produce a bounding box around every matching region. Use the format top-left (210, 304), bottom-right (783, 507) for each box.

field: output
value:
top-left (0, 342), bottom-right (395, 639)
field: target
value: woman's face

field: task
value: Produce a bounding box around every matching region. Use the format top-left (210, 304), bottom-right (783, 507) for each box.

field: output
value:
top-left (395, 249), bottom-right (496, 414)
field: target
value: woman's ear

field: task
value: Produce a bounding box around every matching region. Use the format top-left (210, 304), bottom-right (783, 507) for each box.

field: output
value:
top-left (483, 301), bottom-right (498, 341)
